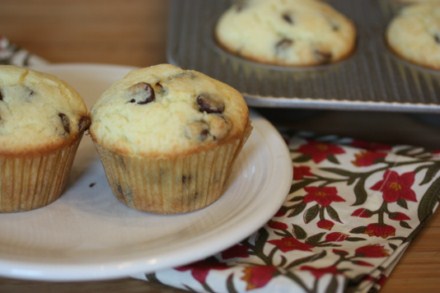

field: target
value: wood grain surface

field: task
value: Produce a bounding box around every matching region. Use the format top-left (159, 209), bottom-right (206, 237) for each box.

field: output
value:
top-left (1, 1), bottom-right (440, 292)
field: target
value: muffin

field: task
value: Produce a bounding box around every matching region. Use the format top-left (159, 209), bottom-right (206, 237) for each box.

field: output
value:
top-left (0, 65), bottom-right (90, 212)
top-left (386, 2), bottom-right (440, 69)
top-left (215, 0), bottom-right (356, 66)
top-left (90, 64), bottom-right (251, 214)
top-left (392, 0), bottom-right (440, 4)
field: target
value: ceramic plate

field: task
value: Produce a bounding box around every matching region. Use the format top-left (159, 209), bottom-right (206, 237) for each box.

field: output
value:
top-left (0, 64), bottom-right (291, 281)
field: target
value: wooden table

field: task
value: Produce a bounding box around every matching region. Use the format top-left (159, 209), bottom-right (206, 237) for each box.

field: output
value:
top-left (1, 1), bottom-right (440, 292)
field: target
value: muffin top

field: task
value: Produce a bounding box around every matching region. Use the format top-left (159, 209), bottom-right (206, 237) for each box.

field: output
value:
top-left (215, 0), bottom-right (356, 66)
top-left (386, 2), bottom-right (440, 69)
top-left (90, 64), bottom-right (250, 157)
top-left (0, 65), bottom-right (89, 154)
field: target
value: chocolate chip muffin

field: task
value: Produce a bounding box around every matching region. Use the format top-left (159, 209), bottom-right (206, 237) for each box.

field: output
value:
top-left (0, 65), bottom-right (90, 212)
top-left (90, 64), bottom-right (251, 214)
top-left (386, 2), bottom-right (440, 69)
top-left (215, 0), bottom-right (356, 66)
top-left (393, 0), bottom-right (440, 4)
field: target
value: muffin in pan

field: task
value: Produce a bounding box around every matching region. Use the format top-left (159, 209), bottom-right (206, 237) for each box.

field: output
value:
top-left (0, 65), bottom-right (90, 212)
top-left (386, 2), bottom-right (440, 69)
top-left (392, 0), bottom-right (440, 4)
top-left (90, 64), bottom-right (251, 214)
top-left (215, 0), bottom-right (356, 67)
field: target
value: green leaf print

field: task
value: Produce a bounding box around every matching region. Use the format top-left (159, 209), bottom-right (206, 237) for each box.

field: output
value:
top-left (304, 204), bottom-right (320, 224)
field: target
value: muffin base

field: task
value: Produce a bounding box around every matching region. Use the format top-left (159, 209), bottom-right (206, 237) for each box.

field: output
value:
top-left (0, 137), bottom-right (83, 212)
top-left (95, 130), bottom-right (251, 214)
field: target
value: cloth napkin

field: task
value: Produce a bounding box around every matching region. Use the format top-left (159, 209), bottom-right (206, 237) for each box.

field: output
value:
top-left (131, 132), bottom-right (440, 292)
top-left (0, 35), bottom-right (47, 66)
top-left (3, 36), bottom-right (440, 293)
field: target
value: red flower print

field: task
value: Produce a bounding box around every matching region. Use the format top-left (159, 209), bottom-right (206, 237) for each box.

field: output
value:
top-left (304, 186), bottom-right (345, 207)
top-left (365, 223), bottom-right (396, 238)
top-left (176, 258), bottom-right (228, 283)
top-left (274, 207), bottom-right (286, 217)
top-left (376, 273), bottom-right (388, 287)
top-left (268, 237), bottom-right (313, 252)
top-left (370, 170), bottom-right (417, 203)
top-left (325, 232), bottom-right (348, 242)
top-left (351, 208), bottom-right (373, 218)
top-left (268, 220), bottom-right (288, 230)
top-left (221, 244), bottom-right (249, 259)
top-left (352, 151), bottom-right (387, 167)
top-left (351, 140), bottom-right (392, 151)
top-left (297, 141), bottom-right (345, 163)
top-left (389, 212), bottom-right (411, 221)
top-left (355, 244), bottom-right (390, 258)
top-left (293, 166), bottom-right (313, 180)
top-left (300, 265), bottom-right (340, 279)
top-left (317, 219), bottom-right (334, 230)
top-left (241, 265), bottom-right (277, 290)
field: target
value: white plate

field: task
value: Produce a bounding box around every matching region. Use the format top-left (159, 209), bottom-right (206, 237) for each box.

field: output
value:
top-left (0, 64), bottom-right (292, 281)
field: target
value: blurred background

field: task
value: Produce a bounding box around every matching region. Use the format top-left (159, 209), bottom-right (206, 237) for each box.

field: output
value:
top-left (0, 0), bottom-right (169, 66)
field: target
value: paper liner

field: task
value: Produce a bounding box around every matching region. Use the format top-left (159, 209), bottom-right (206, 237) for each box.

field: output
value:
top-left (0, 136), bottom-right (83, 212)
top-left (94, 132), bottom-right (250, 214)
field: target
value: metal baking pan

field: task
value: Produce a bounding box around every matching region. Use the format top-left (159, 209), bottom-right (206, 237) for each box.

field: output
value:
top-left (167, 0), bottom-right (440, 113)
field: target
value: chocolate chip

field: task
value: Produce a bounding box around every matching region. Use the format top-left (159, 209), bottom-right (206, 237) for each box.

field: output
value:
top-left (196, 94), bottom-right (225, 114)
top-left (235, 0), bottom-right (248, 12)
top-left (185, 120), bottom-right (211, 142)
top-left (89, 182), bottom-right (96, 188)
top-left (325, 19), bottom-right (340, 32)
top-left (276, 38), bottom-right (294, 52)
top-left (116, 184), bottom-right (123, 195)
top-left (78, 116), bottom-right (91, 132)
top-left (434, 33), bottom-right (440, 44)
top-left (314, 50), bottom-right (333, 65)
top-left (200, 128), bottom-right (210, 141)
top-left (154, 81), bottom-right (167, 95)
top-left (182, 175), bottom-right (191, 185)
top-left (282, 12), bottom-right (294, 25)
top-left (128, 82), bottom-right (155, 105)
top-left (58, 113), bottom-right (70, 134)
top-left (155, 82), bottom-right (163, 91)
top-left (21, 86), bottom-right (34, 100)
top-left (0, 89), bottom-right (3, 101)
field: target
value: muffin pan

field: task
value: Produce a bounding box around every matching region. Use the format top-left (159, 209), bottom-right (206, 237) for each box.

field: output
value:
top-left (167, 0), bottom-right (440, 113)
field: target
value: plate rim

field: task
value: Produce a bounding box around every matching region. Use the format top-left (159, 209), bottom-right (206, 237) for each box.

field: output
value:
top-left (0, 63), bottom-right (292, 281)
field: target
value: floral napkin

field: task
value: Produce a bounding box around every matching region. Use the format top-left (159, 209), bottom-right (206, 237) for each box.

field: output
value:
top-left (0, 35), bottom-right (47, 66)
top-left (132, 131), bottom-right (440, 293)
top-left (3, 36), bottom-right (440, 293)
